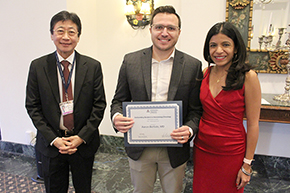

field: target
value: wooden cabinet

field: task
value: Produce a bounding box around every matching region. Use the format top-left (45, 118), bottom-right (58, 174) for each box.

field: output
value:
top-left (259, 94), bottom-right (290, 123)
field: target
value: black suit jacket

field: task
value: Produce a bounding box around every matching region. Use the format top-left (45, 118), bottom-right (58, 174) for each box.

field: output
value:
top-left (110, 47), bottom-right (203, 168)
top-left (26, 51), bottom-right (106, 158)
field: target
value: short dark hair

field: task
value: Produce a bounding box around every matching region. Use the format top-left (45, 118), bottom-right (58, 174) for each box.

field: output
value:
top-left (203, 22), bottom-right (252, 90)
top-left (50, 11), bottom-right (82, 37)
top-left (150, 5), bottom-right (181, 29)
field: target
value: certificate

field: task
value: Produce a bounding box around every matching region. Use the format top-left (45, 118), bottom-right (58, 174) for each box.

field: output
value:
top-left (122, 101), bottom-right (182, 147)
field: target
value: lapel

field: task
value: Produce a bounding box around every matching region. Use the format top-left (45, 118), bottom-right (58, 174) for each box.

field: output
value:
top-left (167, 49), bottom-right (184, 101)
top-left (44, 51), bottom-right (87, 104)
top-left (73, 51), bottom-right (88, 104)
top-left (140, 47), bottom-right (153, 100)
top-left (45, 52), bottom-right (60, 103)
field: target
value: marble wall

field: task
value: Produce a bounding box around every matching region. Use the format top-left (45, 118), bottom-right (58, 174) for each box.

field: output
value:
top-left (0, 135), bottom-right (125, 158)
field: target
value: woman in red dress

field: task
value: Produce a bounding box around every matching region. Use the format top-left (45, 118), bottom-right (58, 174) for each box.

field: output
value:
top-left (192, 22), bottom-right (261, 192)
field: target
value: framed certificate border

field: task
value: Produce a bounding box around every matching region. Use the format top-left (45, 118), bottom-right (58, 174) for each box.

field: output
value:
top-left (122, 101), bottom-right (182, 147)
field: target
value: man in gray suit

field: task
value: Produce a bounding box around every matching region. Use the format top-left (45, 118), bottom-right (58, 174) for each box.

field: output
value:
top-left (111, 5), bottom-right (203, 193)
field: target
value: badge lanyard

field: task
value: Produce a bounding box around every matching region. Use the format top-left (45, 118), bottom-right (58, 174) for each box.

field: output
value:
top-left (55, 52), bottom-right (76, 101)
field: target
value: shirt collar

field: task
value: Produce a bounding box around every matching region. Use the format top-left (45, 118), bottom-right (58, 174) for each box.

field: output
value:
top-left (152, 49), bottom-right (175, 63)
top-left (56, 51), bottom-right (75, 64)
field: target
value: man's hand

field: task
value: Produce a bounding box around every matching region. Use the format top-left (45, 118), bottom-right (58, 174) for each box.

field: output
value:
top-left (53, 137), bottom-right (74, 154)
top-left (170, 126), bottom-right (190, 144)
top-left (114, 114), bottom-right (134, 133)
top-left (53, 135), bottom-right (83, 155)
top-left (62, 135), bottom-right (83, 147)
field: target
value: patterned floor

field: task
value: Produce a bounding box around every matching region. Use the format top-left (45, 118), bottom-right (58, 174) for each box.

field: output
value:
top-left (0, 171), bottom-right (75, 193)
top-left (1, 145), bottom-right (290, 192)
top-left (0, 171), bottom-right (46, 193)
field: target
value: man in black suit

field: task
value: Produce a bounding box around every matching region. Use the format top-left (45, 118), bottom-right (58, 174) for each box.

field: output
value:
top-left (111, 5), bottom-right (203, 193)
top-left (26, 11), bottom-right (106, 193)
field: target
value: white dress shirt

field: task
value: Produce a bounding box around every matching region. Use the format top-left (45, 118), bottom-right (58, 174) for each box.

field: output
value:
top-left (151, 52), bottom-right (174, 101)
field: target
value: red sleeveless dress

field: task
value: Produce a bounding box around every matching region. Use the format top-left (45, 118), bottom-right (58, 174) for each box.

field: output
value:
top-left (192, 68), bottom-right (246, 193)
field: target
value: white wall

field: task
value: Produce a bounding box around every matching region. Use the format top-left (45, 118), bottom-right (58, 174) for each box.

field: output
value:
top-left (0, 0), bottom-right (66, 144)
top-left (0, 0), bottom-right (289, 158)
top-left (255, 122), bottom-right (290, 158)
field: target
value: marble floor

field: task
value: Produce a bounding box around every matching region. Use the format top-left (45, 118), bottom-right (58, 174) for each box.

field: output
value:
top-left (1, 144), bottom-right (290, 192)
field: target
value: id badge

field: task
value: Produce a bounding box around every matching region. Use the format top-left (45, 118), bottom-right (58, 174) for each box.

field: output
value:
top-left (60, 100), bottom-right (74, 115)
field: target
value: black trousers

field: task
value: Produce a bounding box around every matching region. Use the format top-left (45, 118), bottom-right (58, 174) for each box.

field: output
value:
top-left (40, 151), bottom-right (94, 193)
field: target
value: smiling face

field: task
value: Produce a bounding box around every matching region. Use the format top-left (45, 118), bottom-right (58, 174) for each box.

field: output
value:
top-left (209, 33), bottom-right (236, 68)
top-left (150, 13), bottom-right (181, 55)
top-left (51, 20), bottom-right (80, 59)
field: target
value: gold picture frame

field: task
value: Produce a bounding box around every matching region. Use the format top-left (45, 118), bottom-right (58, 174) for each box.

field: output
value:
top-left (226, 0), bottom-right (289, 74)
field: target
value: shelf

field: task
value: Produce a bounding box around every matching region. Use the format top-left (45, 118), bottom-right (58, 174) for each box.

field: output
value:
top-left (259, 94), bottom-right (290, 123)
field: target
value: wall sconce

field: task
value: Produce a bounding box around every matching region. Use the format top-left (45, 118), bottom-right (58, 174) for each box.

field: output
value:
top-left (125, 0), bottom-right (154, 29)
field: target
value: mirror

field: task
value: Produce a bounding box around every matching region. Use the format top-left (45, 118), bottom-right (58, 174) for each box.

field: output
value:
top-left (251, 0), bottom-right (290, 50)
top-left (226, 0), bottom-right (290, 74)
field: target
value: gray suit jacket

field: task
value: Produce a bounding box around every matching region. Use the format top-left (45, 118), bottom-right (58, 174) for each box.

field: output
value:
top-left (26, 51), bottom-right (106, 158)
top-left (110, 47), bottom-right (203, 168)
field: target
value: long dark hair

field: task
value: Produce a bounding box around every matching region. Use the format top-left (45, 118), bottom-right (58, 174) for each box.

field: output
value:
top-left (203, 22), bottom-right (252, 90)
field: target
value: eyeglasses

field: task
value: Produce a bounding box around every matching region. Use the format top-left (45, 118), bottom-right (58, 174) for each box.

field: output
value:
top-left (151, 24), bottom-right (180, 32)
top-left (53, 28), bottom-right (78, 37)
